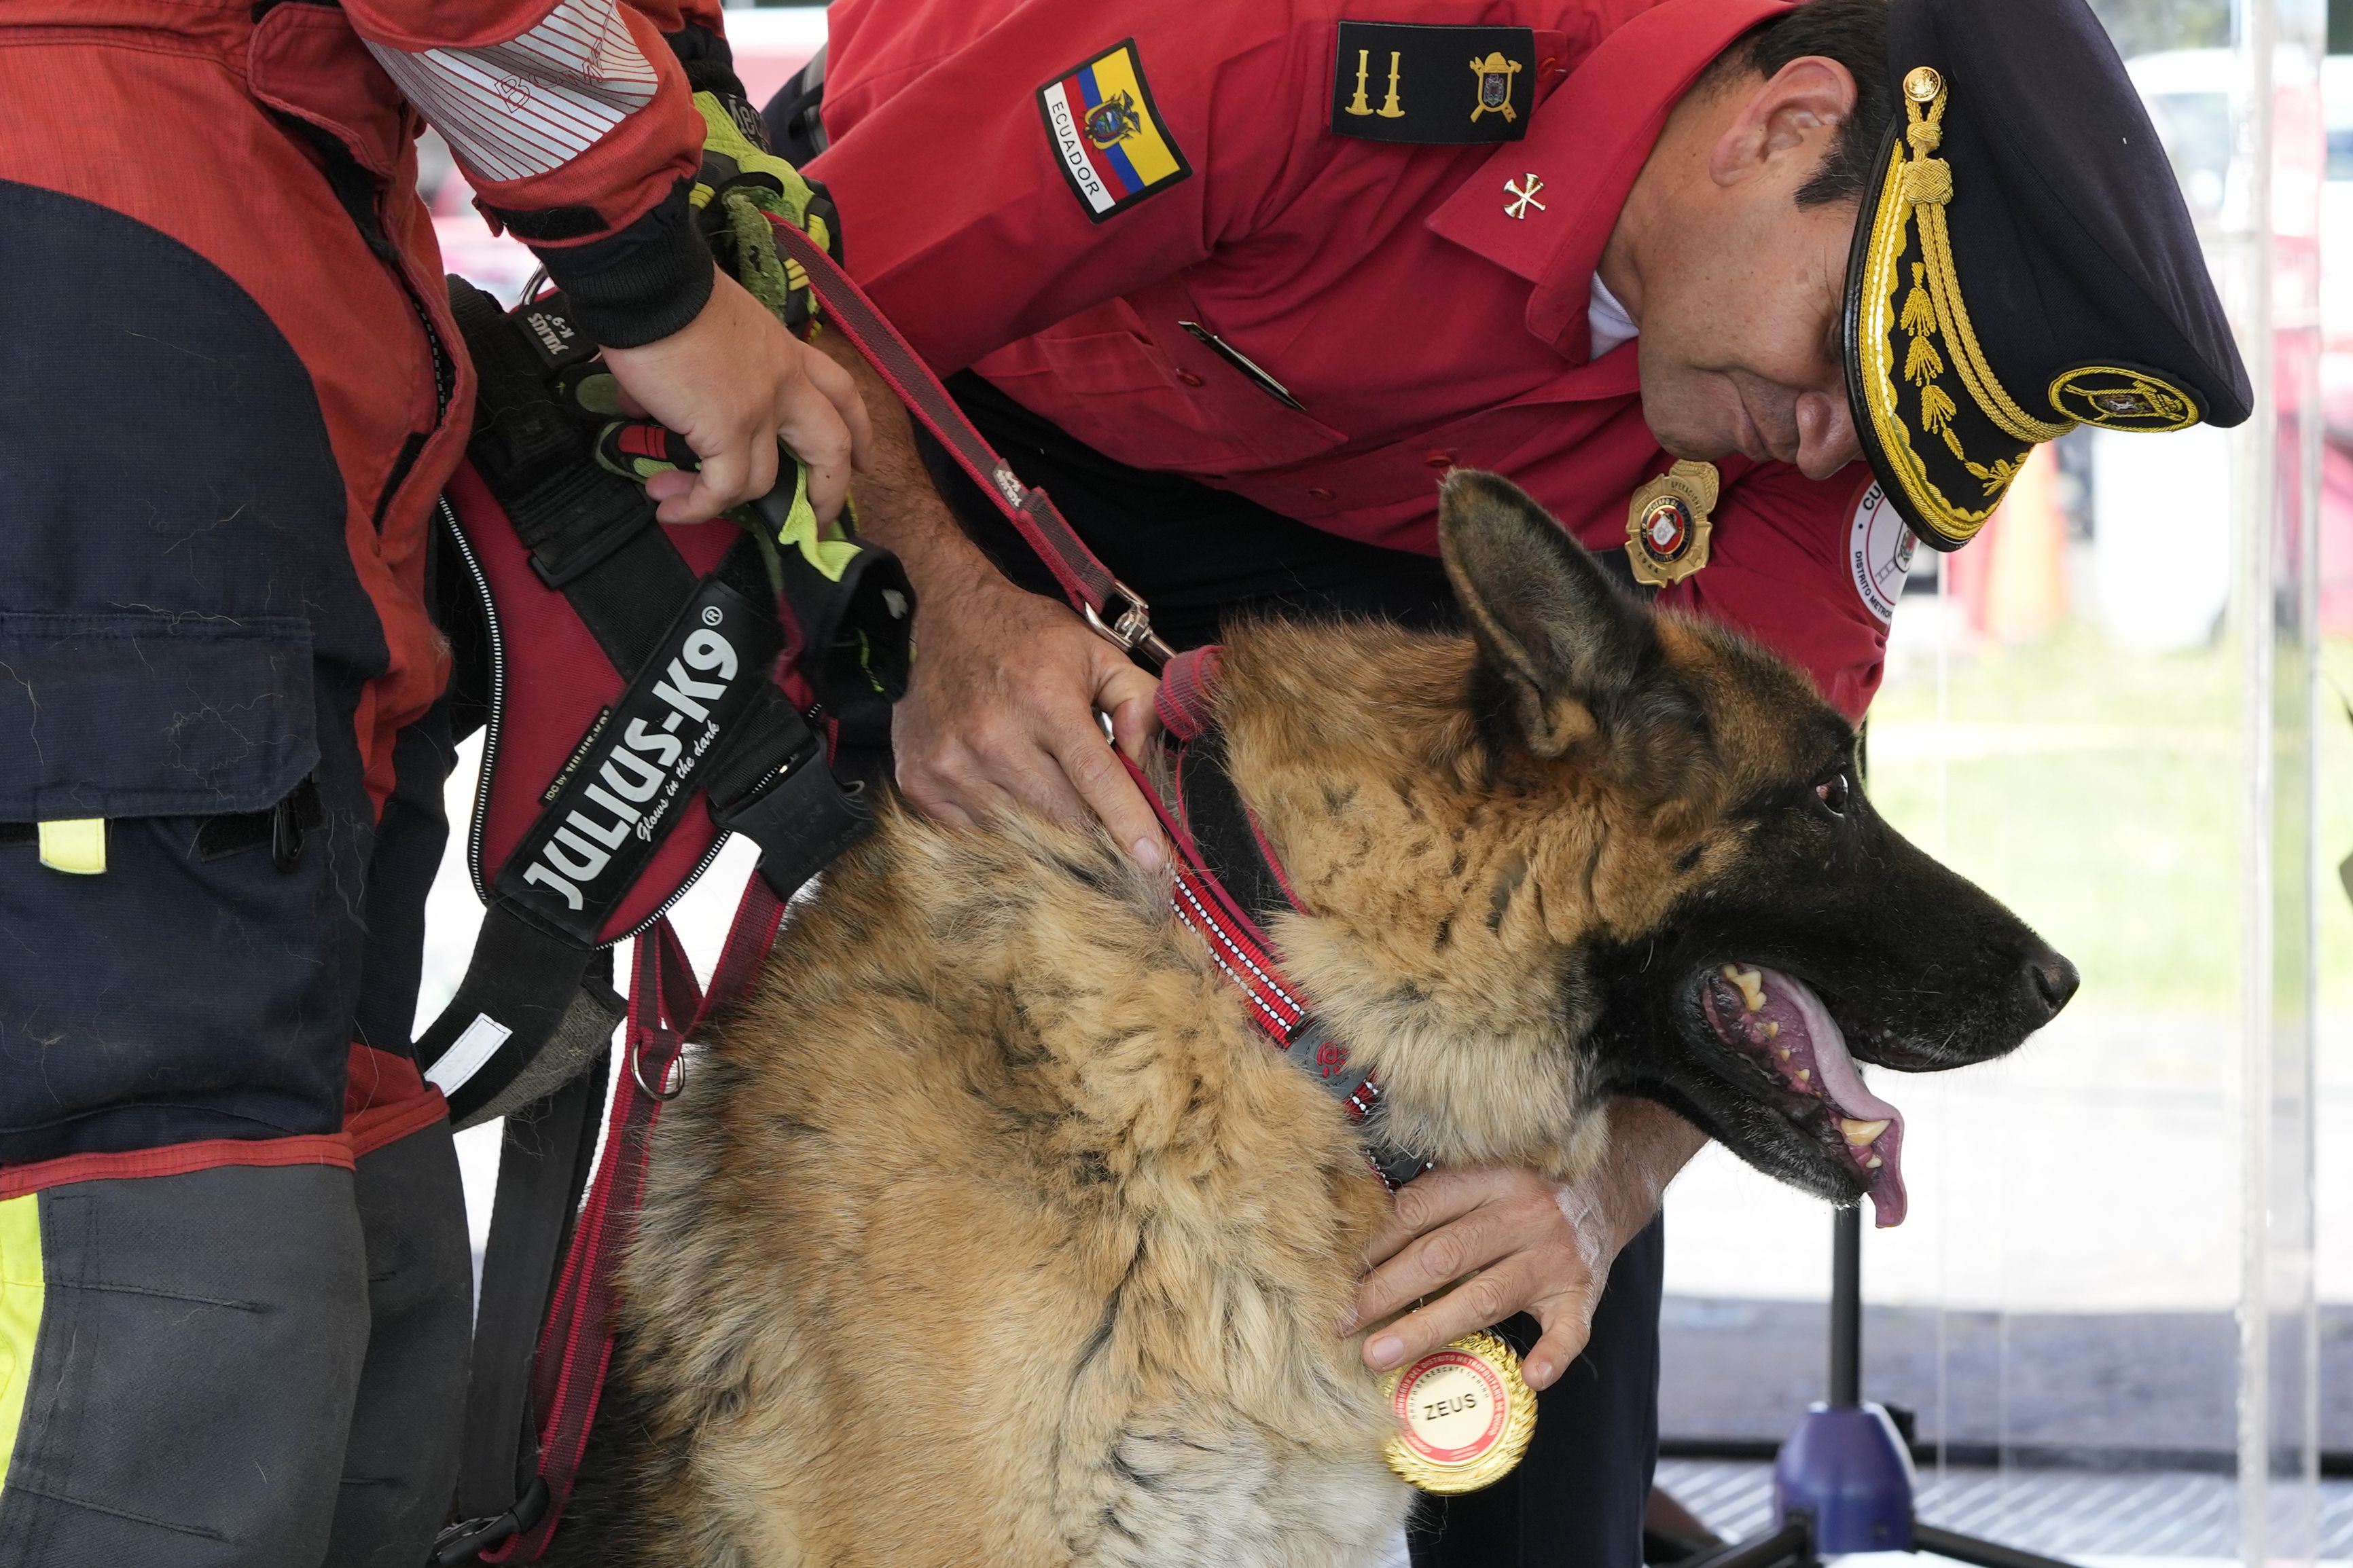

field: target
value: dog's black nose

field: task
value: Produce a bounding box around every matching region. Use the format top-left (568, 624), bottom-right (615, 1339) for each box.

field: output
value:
top-left (2022, 947), bottom-right (2079, 1019)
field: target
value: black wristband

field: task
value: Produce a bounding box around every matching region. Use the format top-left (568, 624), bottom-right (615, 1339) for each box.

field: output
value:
top-left (664, 24), bottom-right (749, 105)
top-left (527, 178), bottom-right (715, 349)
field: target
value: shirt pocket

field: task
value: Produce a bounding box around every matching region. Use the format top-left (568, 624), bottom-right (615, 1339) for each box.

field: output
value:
top-left (0, 612), bottom-right (318, 826)
top-left (975, 301), bottom-right (1348, 477)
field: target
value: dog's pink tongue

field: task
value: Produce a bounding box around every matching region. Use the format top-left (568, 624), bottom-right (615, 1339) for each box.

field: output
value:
top-left (1760, 968), bottom-right (1909, 1228)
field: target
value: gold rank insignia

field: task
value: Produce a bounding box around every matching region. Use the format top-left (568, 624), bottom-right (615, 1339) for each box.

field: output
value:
top-left (1380, 1330), bottom-right (1538, 1493)
top-left (1469, 52), bottom-right (1522, 124)
top-left (1624, 460), bottom-right (1719, 586)
top-left (1331, 22), bottom-right (1533, 145)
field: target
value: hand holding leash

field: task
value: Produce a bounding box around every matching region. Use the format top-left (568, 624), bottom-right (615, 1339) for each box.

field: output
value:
top-left (603, 266), bottom-right (870, 526)
top-left (798, 327), bottom-right (1171, 864)
top-left (892, 553), bottom-right (1165, 863)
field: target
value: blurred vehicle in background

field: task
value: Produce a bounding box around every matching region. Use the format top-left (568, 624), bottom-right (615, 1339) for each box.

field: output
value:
top-left (2323, 52), bottom-right (2353, 634)
top-left (420, 5), bottom-right (825, 304)
top-left (2106, 48), bottom-right (2353, 644)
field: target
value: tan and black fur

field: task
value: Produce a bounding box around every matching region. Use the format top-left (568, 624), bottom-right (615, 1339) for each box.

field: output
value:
top-left (558, 473), bottom-right (2072, 1567)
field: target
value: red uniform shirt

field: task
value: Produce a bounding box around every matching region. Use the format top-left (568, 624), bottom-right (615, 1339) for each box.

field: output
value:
top-left (811, 0), bottom-right (1906, 717)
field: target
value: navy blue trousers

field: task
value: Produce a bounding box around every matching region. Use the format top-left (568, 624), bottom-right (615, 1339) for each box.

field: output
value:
top-left (0, 151), bottom-right (469, 1566)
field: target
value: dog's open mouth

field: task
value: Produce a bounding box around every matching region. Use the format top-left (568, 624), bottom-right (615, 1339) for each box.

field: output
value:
top-left (1698, 964), bottom-right (1908, 1227)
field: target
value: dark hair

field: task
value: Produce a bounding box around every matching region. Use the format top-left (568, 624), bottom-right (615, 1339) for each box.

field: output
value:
top-left (1708, 0), bottom-right (1894, 207)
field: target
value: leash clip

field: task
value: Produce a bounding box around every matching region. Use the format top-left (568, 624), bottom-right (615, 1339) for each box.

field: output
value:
top-left (1083, 579), bottom-right (1177, 669)
top-left (431, 1477), bottom-right (547, 1565)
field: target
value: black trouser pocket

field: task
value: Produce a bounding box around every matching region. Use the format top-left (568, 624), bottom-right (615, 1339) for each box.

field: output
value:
top-left (0, 613), bottom-right (370, 1161)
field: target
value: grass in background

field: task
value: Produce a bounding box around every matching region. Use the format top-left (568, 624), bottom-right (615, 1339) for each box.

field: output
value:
top-left (1864, 622), bottom-right (2353, 1023)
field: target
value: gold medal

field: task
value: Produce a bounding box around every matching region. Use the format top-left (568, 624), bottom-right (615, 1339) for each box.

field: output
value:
top-left (1624, 460), bottom-right (1719, 587)
top-left (1378, 1330), bottom-right (1537, 1493)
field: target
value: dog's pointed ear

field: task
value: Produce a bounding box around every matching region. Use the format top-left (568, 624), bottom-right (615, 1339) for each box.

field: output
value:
top-left (1437, 469), bottom-right (1659, 756)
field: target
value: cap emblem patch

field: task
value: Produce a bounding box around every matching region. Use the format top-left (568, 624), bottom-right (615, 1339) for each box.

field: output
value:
top-left (2047, 367), bottom-right (2199, 431)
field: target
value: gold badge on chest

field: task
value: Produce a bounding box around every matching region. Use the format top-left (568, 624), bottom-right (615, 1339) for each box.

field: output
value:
top-left (1623, 460), bottom-right (1721, 587)
top-left (1379, 1329), bottom-right (1538, 1493)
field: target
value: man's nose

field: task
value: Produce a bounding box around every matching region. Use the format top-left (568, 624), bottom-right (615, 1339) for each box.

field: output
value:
top-left (1795, 389), bottom-right (1863, 479)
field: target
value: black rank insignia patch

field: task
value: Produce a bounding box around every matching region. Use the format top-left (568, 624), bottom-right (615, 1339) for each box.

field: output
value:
top-left (1330, 22), bottom-right (1537, 145)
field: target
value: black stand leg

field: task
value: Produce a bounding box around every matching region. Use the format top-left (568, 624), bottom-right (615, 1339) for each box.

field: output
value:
top-left (1911, 1525), bottom-right (2091, 1568)
top-left (1829, 1205), bottom-right (1862, 1407)
top-left (1679, 1520), bottom-right (1814, 1568)
top-left (1656, 1208), bottom-right (2098, 1568)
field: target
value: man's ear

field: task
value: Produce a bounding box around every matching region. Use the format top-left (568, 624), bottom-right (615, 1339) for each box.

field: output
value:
top-left (1709, 56), bottom-right (1856, 187)
top-left (1437, 469), bottom-right (1659, 756)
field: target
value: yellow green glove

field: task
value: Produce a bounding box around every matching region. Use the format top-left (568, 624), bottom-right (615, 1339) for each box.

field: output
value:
top-left (689, 90), bottom-right (838, 329)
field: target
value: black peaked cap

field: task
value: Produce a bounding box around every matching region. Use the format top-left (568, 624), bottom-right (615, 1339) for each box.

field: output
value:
top-left (1842, 0), bottom-right (2252, 550)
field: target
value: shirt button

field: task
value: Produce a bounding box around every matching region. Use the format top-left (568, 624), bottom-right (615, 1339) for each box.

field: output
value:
top-left (1176, 371), bottom-right (1204, 387)
top-left (1307, 487), bottom-right (1337, 502)
top-left (1424, 452), bottom-right (1456, 471)
top-left (1539, 55), bottom-right (1560, 76)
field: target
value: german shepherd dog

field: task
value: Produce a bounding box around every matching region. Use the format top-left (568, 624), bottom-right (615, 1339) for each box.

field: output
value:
top-left (561, 472), bottom-right (2075, 1567)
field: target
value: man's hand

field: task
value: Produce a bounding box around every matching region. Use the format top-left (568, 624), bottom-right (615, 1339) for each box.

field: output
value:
top-left (602, 266), bottom-right (873, 526)
top-left (1346, 1102), bottom-right (1706, 1390)
top-left (895, 562), bottom-right (1166, 864)
top-left (802, 327), bottom-right (1168, 863)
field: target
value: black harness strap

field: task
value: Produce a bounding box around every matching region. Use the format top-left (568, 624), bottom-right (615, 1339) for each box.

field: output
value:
top-left (417, 902), bottom-right (623, 1129)
top-left (439, 1049), bottom-right (609, 1565)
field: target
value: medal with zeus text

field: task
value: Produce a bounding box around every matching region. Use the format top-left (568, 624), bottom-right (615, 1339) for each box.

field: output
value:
top-left (1379, 1329), bottom-right (1537, 1493)
top-left (1624, 460), bottom-right (1720, 587)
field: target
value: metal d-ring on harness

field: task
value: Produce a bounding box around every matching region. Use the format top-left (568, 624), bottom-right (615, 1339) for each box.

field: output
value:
top-left (630, 1028), bottom-right (685, 1102)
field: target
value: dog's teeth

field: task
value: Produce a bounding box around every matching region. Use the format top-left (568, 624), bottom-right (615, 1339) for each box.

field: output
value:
top-left (1794, 1068), bottom-right (1811, 1083)
top-left (1839, 1117), bottom-right (1890, 1146)
top-left (1722, 966), bottom-right (1766, 1012)
top-left (1774, 1046), bottom-right (1792, 1061)
top-left (1763, 1021), bottom-right (1779, 1038)
top-left (1867, 1155), bottom-right (1884, 1169)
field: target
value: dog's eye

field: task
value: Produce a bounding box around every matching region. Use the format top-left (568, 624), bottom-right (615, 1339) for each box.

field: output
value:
top-left (1815, 773), bottom-right (1851, 816)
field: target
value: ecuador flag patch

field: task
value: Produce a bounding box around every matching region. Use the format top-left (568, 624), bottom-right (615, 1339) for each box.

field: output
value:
top-left (1037, 41), bottom-right (1191, 222)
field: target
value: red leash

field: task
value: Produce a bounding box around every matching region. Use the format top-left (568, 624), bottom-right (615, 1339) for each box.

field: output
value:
top-left (768, 223), bottom-right (1174, 668)
top-left (1128, 655), bottom-right (1420, 1184)
top-left (489, 880), bottom-right (786, 1561)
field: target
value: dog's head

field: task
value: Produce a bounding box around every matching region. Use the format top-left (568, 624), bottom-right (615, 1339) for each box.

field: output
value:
top-left (1227, 471), bottom-right (2074, 1225)
top-left (1443, 469), bottom-right (2075, 1223)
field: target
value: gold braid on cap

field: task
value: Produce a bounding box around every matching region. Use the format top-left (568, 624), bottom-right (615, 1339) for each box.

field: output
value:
top-left (1856, 69), bottom-right (2072, 543)
top-left (1899, 81), bottom-right (2073, 448)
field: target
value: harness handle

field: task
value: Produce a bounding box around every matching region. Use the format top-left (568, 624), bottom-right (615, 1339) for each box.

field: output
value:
top-left (766, 222), bottom-right (1176, 669)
